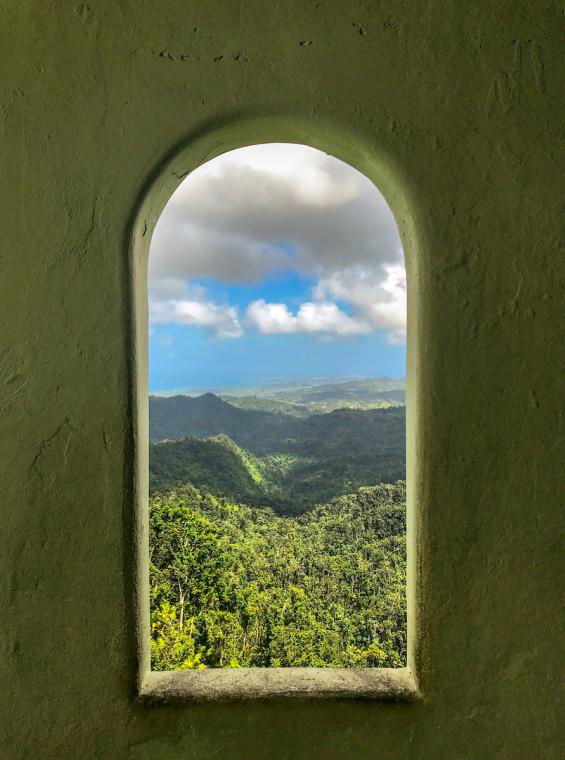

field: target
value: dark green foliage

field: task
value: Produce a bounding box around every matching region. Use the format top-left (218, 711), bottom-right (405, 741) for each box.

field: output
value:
top-left (149, 390), bottom-right (404, 456)
top-left (149, 400), bottom-right (405, 513)
top-left (150, 482), bottom-right (406, 670)
top-left (149, 434), bottom-right (264, 504)
top-left (279, 406), bottom-right (405, 511)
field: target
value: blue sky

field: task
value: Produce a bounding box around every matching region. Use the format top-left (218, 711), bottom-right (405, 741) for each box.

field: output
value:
top-left (148, 144), bottom-right (406, 392)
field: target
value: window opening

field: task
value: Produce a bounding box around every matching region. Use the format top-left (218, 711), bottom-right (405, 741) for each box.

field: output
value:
top-left (147, 143), bottom-right (407, 672)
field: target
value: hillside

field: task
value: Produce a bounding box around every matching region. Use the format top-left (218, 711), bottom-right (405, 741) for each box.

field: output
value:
top-left (149, 434), bottom-right (265, 504)
top-left (150, 392), bottom-right (405, 453)
top-left (149, 405), bottom-right (405, 513)
top-left (149, 393), bottom-right (299, 454)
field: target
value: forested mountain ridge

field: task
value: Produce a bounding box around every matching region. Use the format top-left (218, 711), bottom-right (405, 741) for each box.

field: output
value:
top-left (150, 481), bottom-right (406, 670)
top-left (149, 393), bottom-right (298, 452)
top-left (149, 405), bottom-right (405, 513)
top-left (150, 393), bottom-right (405, 455)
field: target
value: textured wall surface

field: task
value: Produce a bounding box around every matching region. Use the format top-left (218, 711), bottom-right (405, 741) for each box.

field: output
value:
top-left (1, 2), bottom-right (564, 758)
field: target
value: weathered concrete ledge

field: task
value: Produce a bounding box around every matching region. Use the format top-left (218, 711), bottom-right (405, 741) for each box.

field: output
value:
top-left (139, 667), bottom-right (418, 703)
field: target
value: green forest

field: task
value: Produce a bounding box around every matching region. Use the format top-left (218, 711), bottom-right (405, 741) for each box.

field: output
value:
top-left (150, 393), bottom-right (405, 513)
top-left (149, 379), bottom-right (407, 669)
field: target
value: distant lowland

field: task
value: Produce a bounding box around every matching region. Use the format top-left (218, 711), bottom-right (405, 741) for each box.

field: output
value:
top-left (152, 376), bottom-right (405, 413)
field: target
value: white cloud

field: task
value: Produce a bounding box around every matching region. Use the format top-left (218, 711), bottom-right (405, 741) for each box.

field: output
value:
top-left (149, 294), bottom-right (242, 340)
top-left (314, 264), bottom-right (406, 342)
top-left (246, 299), bottom-right (371, 337)
top-left (148, 144), bottom-right (406, 343)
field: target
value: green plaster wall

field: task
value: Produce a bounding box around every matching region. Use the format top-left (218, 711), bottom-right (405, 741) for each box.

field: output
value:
top-left (1, 2), bottom-right (563, 758)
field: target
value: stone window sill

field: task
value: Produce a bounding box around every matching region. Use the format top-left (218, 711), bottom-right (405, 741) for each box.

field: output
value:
top-left (139, 667), bottom-right (418, 702)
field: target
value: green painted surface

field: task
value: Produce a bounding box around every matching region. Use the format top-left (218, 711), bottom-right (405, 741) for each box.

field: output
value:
top-left (1, 2), bottom-right (563, 758)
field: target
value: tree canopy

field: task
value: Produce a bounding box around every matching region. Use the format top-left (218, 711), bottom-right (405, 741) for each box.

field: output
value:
top-left (150, 482), bottom-right (406, 669)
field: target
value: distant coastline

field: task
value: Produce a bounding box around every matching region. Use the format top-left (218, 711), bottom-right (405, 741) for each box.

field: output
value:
top-left (150, 375), bottom-right (406, 398)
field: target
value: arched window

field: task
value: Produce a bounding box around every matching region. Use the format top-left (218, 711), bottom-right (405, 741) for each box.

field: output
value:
top-left (133, 133), bottom-right (416, 700)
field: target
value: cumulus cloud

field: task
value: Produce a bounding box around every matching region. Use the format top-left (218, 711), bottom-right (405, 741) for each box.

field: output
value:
top-left (246, 300), bottom-right (371, 336)
top-left (149, 284), bottom-right (242, 339)
top-left (314, 264), bottom-right (406, 342)
top-left (148, 144), bottom-right (406, 342)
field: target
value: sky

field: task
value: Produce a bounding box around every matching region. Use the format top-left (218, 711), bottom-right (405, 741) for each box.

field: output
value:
top-left (148, 143), bottom-right (406, 392)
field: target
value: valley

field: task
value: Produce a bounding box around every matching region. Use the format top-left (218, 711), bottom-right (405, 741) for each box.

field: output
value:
top-left (150, 396), bottom-right (405, 513)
